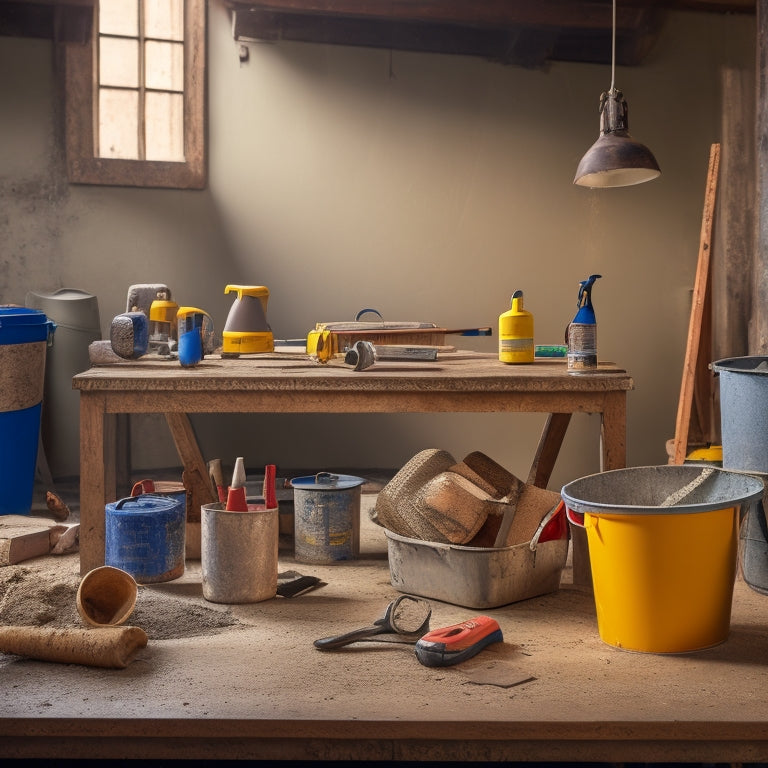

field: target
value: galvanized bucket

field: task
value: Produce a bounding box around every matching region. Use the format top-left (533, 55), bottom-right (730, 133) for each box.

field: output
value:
top-left (201, 502), bottom-right (278, 603)
top-left (712, 356), bottom-right (768, 474)
top-left (291, 472), bottom-right (364, 564)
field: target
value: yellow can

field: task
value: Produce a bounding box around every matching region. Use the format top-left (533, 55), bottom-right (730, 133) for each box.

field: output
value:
top-left (499, 290), bottom-right (534, 364)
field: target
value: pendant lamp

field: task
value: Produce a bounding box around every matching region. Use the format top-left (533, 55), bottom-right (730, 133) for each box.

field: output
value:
top-left (574, 0), bottom-right (660, 188)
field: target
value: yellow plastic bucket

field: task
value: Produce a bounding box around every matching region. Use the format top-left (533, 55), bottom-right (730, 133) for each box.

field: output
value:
top-left (562, 465), bottom-right (765, 654)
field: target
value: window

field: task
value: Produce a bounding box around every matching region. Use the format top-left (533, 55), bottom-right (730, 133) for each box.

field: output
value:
top-left (64, 0), bottom-right (206, 189)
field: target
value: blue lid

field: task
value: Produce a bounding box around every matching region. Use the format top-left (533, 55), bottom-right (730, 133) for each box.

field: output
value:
top-left (108, 495), bottom-right (183, 513)
top-left (0, 307), bottom-right (55, 345)
top-left (290, 472), bottom-right (365, 490)
top-left (0, 307), bottom-right (49, 326)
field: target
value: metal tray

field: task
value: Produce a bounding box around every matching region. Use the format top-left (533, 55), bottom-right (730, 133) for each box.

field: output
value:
top-left (384, 505), bottom-right (569, 609)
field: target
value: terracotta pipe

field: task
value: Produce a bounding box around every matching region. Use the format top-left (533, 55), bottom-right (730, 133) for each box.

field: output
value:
top-left (0, 625), bottom-right (148, 669)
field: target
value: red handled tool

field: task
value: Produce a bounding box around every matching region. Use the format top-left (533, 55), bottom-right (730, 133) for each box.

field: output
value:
top-left (264, 464), bottom-right (277, 510)
top-left (208, 459), bottom-right (226, 503)
top-left (415, 615), bottom-right (503, 667)
top-left (130, 479), bottom-right (156, 496)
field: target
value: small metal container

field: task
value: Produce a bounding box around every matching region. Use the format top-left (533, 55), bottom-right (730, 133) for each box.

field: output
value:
top-left (291, 472), bottom-right (364, 564)
top-left (201, 502), bottom-right (278, 604)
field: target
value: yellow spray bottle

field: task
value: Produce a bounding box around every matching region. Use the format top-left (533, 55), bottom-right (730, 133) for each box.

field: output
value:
top-left (499, 290), bottom-right (534, 364)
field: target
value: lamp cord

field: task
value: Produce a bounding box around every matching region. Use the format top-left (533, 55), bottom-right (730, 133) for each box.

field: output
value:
top-left (610, 0), bottom-right (616, 94)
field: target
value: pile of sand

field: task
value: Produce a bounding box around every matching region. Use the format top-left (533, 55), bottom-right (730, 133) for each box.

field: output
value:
top-left (0, 555), bottom-right (239, 640)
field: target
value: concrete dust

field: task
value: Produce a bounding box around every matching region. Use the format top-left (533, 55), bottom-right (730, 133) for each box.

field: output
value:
top-left (0, 554), bottom-right (239, 640)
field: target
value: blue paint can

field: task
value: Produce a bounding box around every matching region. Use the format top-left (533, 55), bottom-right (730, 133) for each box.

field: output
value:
top-left (105, 494), bottom-right (186, 583)
top-left (291, 472), bottom-right (364, 564)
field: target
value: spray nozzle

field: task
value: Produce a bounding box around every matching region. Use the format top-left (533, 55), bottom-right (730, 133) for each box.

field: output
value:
top-left (577, 274), bottom-right (602, 308)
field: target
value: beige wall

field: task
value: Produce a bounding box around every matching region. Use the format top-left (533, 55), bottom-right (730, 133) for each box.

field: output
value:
top-left (0, 5), bottom-right (755, 490)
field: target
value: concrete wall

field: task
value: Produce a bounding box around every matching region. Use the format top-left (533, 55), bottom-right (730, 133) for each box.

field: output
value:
top-left (0, 4), bottom-right (755, 490)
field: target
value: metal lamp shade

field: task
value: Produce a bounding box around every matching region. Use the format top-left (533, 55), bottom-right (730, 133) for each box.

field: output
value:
top-left (574, 132), bottom-right (661, 188)
top-left (574, 89), bottom-right (660, 189)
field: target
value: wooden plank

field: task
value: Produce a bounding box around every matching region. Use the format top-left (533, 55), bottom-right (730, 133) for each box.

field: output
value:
top-left (0, 517), bottom-right (55, 566)
top-left (231, 4), bottom-right (658, 68)
top-left (671, 143), bottom-right (720, 465)
top-left (714, 67), bottom-right (754, 362)
top-left (230, 0), bottom-right (666, 30)
top-left (164, 413), bottom-right (217, 560)
top-left (164, 412), bottom-right (216, 520)
top-left (755, 0), bottom-right (768, 351)
top-left (79, 393), bottom-right (109, 575)
top-left (526, 412), bottom-right (571, 488)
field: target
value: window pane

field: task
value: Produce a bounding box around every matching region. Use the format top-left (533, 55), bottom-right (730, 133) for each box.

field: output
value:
top-left (99, 88), bottom-right (139, 159)
top-left (99, 0), bottom-right (138, 36)
top-left (144, 0), bottom-right (183, 41)
top-left (145, 40), bottom-right (184, 92)
top-left (145, 92), bottom-right (184, 161)
top-left (100, 37), bottom-right (139, 88)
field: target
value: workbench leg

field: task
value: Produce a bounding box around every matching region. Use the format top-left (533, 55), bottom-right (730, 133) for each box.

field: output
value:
top-left (79, 394), bottom-right (117, 576)
top-left (527, 413), bottom-right (572, 488)
top-left (600, 391), bottom-right (628, 471)
top-left (572, 393), bottom-right (629, 589)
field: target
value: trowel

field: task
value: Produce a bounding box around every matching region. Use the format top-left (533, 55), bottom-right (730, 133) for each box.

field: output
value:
top-left (221, 285), bottom-right (274, 357)
top-left (343, 340), bottom-right (438, 371)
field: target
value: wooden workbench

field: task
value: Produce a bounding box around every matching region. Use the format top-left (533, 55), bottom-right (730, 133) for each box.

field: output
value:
top-left (73, 351), bottom-right (633, 578)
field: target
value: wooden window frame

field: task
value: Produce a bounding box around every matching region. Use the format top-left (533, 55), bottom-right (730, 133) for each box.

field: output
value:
top-left (64, 0), bottom-right (206, 190)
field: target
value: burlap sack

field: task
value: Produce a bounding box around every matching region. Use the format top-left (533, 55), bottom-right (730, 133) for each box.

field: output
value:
top-left (409, 471), bottom-right (497, 544)
top-left (462, 451), bottom-right (520, 498)
top-left (372, 448), bottom-right (457, 538)
top-left (374, 447), bottom-right (559, 548)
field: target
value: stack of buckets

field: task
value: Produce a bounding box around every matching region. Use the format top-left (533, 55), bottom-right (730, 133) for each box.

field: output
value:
top-left (0, 307), bottom-right (55, 516)
top-left (712, 357), bottom-right (768, 596)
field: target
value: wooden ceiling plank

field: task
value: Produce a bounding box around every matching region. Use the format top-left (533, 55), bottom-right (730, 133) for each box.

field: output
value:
top-left (226, 0), bottom-right (656, 32)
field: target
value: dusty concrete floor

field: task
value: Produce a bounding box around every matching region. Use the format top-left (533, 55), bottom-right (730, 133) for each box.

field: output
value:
top-left (3, 474), bottom-right (768, 764)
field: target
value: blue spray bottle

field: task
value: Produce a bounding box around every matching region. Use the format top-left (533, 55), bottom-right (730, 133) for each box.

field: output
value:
top-left (566, 274), bottom-right (601, 373)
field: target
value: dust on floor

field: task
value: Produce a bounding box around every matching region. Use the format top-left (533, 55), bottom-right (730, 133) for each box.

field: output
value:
top-left (0, 554), bottom-right (240, 640)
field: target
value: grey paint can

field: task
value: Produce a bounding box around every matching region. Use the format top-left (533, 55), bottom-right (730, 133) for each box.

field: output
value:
top-left (291, 472), bottom-right (364, 564)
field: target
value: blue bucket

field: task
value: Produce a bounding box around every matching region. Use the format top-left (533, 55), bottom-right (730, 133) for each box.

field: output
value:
top-left (105, 494), bottom-right (186, 583)
top-left (0, 307), bottom-right (55, 515)
top-left (291, 472), bottom-right (364, 564)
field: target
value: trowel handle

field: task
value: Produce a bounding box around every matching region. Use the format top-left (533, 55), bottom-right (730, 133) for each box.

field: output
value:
top-left (314, 624), bottom-right (386, 650)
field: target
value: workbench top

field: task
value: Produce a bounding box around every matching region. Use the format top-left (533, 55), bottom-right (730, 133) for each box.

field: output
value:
top-left (73, 350), bottom-right (634, 394)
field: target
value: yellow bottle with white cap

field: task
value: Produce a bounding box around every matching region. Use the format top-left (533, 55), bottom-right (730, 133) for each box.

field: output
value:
top-left (499, 290), bottom-right (534, 364)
